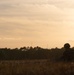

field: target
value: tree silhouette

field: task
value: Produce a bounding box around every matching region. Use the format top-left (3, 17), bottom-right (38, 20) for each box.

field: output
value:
top-left (62, 43), bottom-right (73, 61)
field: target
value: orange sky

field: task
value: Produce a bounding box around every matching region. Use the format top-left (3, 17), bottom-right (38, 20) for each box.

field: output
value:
top-left (0, 0), bottom-right (74, 48)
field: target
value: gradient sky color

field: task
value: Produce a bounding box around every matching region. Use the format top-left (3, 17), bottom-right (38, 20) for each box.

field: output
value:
top-left (0, 0), bottom-right (74, 48)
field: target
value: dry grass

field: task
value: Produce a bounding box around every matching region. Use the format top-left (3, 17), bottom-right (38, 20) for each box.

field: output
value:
top-left (0, 60), bottom-right (74, 75)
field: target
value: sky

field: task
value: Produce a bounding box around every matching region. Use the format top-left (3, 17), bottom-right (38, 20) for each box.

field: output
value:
top-left (0, 0), bottom-right (74, 48)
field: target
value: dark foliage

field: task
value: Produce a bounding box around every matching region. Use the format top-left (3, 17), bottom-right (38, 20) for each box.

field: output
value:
top-left (0, 44), bottom-right (74, 61)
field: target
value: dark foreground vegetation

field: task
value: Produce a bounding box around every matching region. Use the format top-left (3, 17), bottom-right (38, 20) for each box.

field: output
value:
top-left (0, 60), bottom-right (74, 75)
top-left (0, 46), bottom-right (64, 60)
top-left (0, 46), bottom-right (62, 60)
top-left (0, 43), bottom-right (74, 75)
top-left (0, 45), bottom-right (74, 61)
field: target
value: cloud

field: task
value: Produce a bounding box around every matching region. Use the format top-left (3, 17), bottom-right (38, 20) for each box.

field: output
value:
top-left (48, 0), bottom-right (74, 9)
top-left (0, 0), bottom-right (74, 11)
top-left (0, 0), bottom-right (71, 22)
top-left (0, 4), bottom-right (65, 22)
top-left (0, 0), bottom-right (74, 48)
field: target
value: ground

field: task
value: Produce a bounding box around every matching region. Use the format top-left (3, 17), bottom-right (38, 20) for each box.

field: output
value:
top-left (0, 60), bottom-right (74, 75)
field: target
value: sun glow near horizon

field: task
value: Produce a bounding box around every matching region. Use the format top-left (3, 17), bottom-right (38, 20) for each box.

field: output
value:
top-left (0, 0), bottom-right (74, 48)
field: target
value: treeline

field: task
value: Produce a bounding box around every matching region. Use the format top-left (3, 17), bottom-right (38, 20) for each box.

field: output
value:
top-left (0, 46), bottom-right (74, 60)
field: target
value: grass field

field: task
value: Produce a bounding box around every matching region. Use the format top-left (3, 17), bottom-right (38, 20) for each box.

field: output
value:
top-left (0, 60), bottom-right (74, 75)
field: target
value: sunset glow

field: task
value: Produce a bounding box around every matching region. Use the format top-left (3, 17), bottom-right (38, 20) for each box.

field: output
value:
top-left (0, 0), bottom-right (74, 48)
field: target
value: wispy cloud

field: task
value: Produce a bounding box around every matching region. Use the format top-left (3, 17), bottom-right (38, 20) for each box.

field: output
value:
top-left (0, 0), bottom-right (74, 48)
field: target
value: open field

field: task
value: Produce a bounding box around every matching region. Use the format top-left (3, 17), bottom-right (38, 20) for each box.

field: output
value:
top-left (0, 60), bottom-right (74, 75)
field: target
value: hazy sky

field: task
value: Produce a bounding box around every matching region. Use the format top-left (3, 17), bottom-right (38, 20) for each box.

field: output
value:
top-left (0, 0), bottom-right (74, 48)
